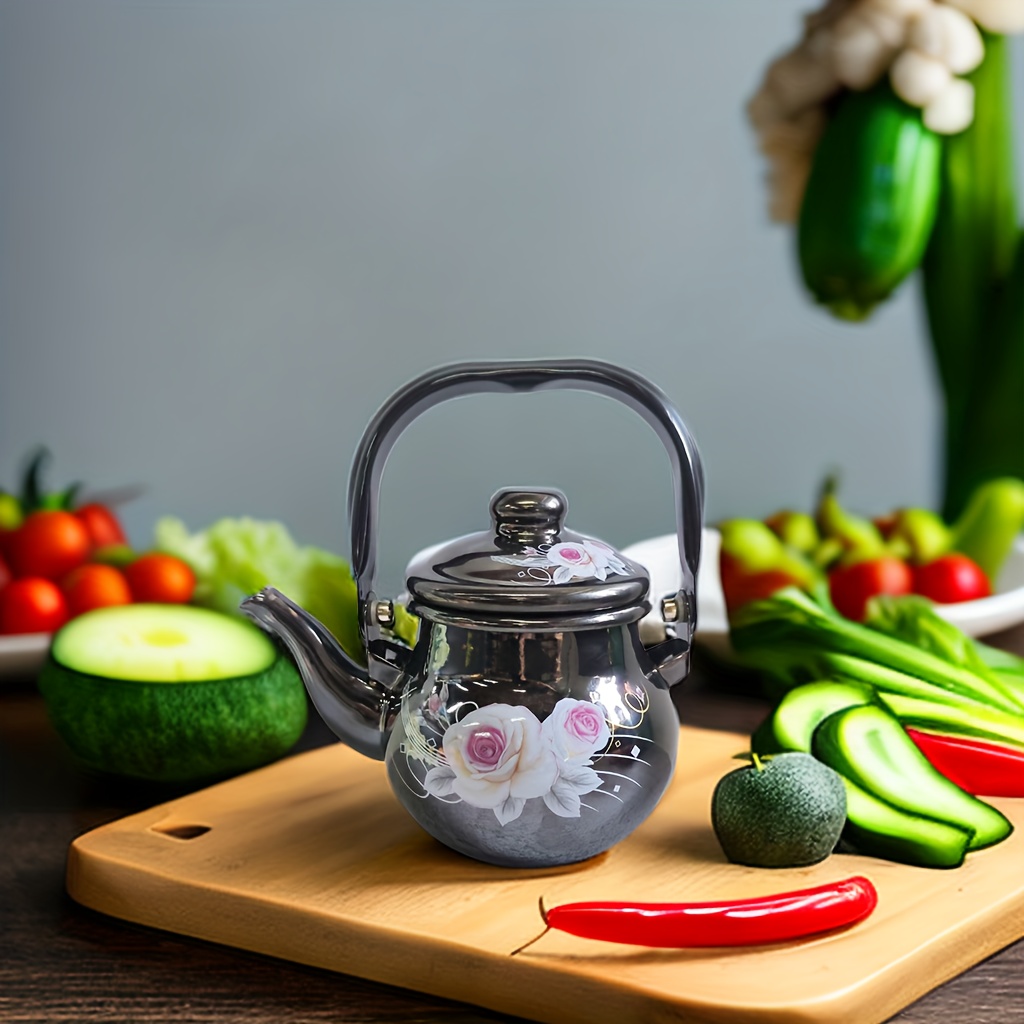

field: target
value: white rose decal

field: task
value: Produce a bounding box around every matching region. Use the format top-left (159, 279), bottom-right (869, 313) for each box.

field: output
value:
top-left (424, 704), bottom-right (558, 825)
top-left (421, 697), bottom-right (619, 825)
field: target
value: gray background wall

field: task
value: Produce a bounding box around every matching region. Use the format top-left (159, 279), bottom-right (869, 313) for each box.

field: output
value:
top-left (2, 1), bottom-right (1021, 592)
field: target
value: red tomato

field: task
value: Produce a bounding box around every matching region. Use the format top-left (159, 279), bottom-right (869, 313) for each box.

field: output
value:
top-left (61, 563), bottom-right (133, 617)
top-left (912, 554), bottom-right (991, 604)
top-left (7, 510), bottom-right (91, 580)
top-left (75, 503), bottom-right (128, 549)
top-left (124, 553), bottom-right (196, 604)
top-left (828, 557), bottom-right (913, 621)
top-left (720, 553), bottom-right (806, 615)
top-left (0, 553), bottom-right (11, 592)
top-left (0, 577), bottom-right (69, 634)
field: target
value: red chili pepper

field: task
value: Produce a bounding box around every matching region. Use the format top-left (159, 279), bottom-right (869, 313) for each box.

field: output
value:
top-left (907, 728), bottom-right (1024, 798)
top-left (512, 876), bottom-right (877, 952)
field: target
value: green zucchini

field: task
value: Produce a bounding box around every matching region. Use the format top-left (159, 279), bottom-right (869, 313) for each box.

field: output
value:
top-left (812, 704), bottom-right (1012, 851)
top-left (798, 81), bottom-right (941, 321)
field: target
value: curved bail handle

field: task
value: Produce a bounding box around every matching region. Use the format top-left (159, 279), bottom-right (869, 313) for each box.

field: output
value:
top-left (348, 359), bottom-right (705, 664)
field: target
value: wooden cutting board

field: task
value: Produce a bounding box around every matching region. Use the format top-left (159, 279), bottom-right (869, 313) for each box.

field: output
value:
top-left (67, 726), bottom-right (1024, 1024)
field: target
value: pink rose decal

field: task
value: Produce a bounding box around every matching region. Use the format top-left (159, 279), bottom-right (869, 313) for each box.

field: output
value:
top-left (548, 543), bottom-right (592, 566)
top-left (423, 704), bottom-right (557, 825)
top-left (543, 697), bottom-right (611, 764)
top-left (538, 697), bottom-right (610, 818)
top-left (492, 537), bottom-right (630, 584)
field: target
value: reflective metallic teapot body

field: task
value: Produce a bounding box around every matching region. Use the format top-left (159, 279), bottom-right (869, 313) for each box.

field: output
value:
top-left (242, 360), bottom-right (703, 868)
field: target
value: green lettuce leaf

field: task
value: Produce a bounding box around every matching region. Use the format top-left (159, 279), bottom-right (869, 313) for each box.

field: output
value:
top-left (153, 516), bottom-right (372, 660)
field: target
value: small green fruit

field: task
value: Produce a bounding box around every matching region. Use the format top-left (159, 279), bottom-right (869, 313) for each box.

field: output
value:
top-left (711, 752), bottom-right (847, 868)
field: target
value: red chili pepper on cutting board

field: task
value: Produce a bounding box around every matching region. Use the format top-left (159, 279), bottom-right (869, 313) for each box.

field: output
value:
top-left (512, 876), bottom-right (877, 953)
top-left (906, 728), bottom-right (1024, 798)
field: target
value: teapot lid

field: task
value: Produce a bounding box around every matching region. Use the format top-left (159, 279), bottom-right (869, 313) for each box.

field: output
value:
top-left (404, 488), bottom-right (650, 628)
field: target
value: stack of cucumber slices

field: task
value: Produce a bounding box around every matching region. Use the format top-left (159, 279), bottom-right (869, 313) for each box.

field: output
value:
top-left (39, 604), bottom-right (307, 785)
top-left (753, 681), bottom-right (1012, 868)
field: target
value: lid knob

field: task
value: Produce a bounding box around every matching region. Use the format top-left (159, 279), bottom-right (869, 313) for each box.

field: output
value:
top-left (490, 488), bottom-right (567, 548)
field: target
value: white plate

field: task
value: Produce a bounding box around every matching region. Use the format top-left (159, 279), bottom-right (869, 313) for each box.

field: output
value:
top-left (623, 530), bottom-right (1024, 660)
top-left (0, 631), bottom-right (51, 680)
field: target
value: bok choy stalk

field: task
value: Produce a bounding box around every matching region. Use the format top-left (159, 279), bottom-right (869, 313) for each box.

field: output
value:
top-left (729, 588), bottom-right (1024, 715)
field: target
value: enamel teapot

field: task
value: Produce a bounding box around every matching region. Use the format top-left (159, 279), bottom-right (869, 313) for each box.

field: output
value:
top-left (241, 360), bottom-right (703, 867)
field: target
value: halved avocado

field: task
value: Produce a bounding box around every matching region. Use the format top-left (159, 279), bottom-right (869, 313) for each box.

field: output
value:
top-left (39, 604), bottom-right (307, 784)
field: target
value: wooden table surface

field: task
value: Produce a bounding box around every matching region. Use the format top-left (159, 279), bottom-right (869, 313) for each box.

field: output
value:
top-left (4, 626), bottom-right (1024, 1024)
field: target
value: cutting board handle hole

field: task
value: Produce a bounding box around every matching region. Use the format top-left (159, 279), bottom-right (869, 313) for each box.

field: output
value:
top-left (151, 822), bottom-right (211, 841)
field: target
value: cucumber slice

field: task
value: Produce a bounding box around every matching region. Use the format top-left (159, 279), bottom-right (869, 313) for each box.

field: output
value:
top-left (40, 605), bottom-right (307, 784)
top-left (52, 604), bottom-right (277, 682)
top-left (752, 680), bottom-right (875, 755)
top-left (840, 780), bottom-right (972, 869)
top-left (813, 705), bottom-right (1012, 851)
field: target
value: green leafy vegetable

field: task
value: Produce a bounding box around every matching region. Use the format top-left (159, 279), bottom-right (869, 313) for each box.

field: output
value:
top-left (154, 516), bottom-right (393, 662)
top-left (730, 588), bottom-right (1024, 715)
top-left (864, 594), bottom-right (1024, 703)
top-left (863, 595), bottom-right (991, 674)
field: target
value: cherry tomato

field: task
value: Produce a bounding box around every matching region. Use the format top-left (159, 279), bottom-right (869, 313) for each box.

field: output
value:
top-left (912, 553), bottom-right (991, 604)
top-left (124, 553), bottom-right (196, 604)
top-left (0, 553), bottom-right (11, 591)
top-left (61, 563), bottom-right (133, 617)
top-left (828, 556), bottom-right (913, 621)
top-left (7, 510), bottom-right (91, 580)
top-left (0, 577), bottom-right (69, 634)
top-left (74, 503), bottom-right (128, 549)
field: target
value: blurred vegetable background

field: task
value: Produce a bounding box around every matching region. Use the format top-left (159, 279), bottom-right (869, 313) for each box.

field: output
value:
top-left (3, 4), bottom-right (1020, 590)
top-left (748, 0), bottom-right (1023, 519)
top-left (718, 474), bottom-right (1024, 623)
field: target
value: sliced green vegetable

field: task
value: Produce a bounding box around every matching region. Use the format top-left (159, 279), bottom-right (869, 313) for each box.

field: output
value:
top-left (40, 604), bottom-right (308, 783)
top-left (751, 680), bottom-right (875, 756)
top-left (751, 679), bottom-right (975, 869)
top-left (812, 704), bottom-right (1012, 851)
top-left (53, 603), bottom-right (276, 682)
top-left (840, 780), bottom-right (971, 869)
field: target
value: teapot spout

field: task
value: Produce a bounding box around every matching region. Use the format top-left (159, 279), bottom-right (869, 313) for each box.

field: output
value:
top-left (241, 587), bottom-right (394, 761)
